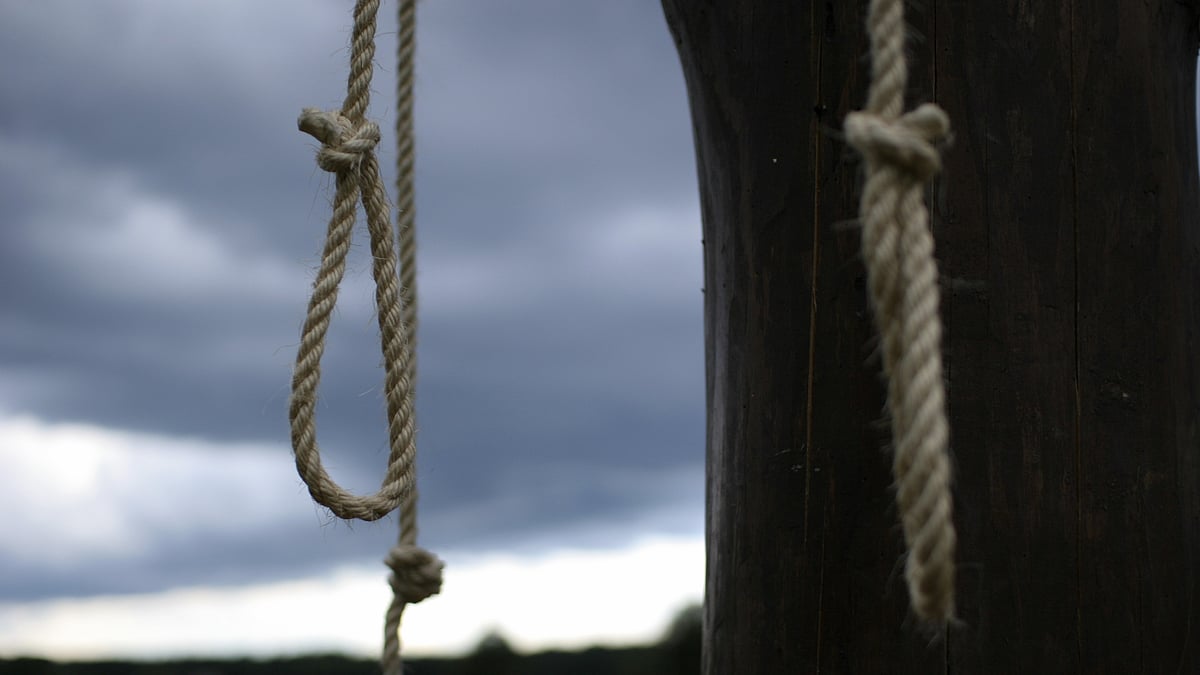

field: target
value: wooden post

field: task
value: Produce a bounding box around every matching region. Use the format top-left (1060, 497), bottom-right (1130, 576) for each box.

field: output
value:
top-left (662, 1), bottom-right (1200, 672)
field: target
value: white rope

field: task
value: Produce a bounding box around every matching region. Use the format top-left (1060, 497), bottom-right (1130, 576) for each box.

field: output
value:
top-left (844, 0), bottom-right (957, 621)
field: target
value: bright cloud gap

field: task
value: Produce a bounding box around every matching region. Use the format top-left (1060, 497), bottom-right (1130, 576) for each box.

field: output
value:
top-left (0, 414), bottom-right (703, 659)
top-left (0, 538), bottom-right (703, 661)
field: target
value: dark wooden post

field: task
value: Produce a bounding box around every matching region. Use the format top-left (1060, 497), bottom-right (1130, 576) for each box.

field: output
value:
top-left (661, 1), bottom-right (1200, 672)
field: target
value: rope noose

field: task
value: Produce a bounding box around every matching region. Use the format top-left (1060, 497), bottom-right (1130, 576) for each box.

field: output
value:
top-left (844, 0), bottom-right (957, 621)
top-left (288, 0), bottom-right (442, 671)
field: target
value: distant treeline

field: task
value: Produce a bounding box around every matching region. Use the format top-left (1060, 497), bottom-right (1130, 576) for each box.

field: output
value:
top-left (1, 605), bottom-right (701, 675)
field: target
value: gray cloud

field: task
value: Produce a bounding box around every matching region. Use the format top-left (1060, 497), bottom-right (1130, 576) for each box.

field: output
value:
top-left (0, 0), bottom-right (703, 601)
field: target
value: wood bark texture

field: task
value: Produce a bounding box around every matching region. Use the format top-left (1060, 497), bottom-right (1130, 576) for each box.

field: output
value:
top-left (661, 1), bottom-right (1200, 672)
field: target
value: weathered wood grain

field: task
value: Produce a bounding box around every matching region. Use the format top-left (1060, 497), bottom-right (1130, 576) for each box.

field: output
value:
top-left (662, 1), bottom-right (1200, 671)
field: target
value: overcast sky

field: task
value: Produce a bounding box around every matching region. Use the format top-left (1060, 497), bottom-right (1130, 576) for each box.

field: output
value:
top-left (0, 0), bottom-right (705, 659)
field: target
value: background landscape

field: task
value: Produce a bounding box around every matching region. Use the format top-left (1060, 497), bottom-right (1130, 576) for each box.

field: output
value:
top-left (0, 0), bottom-right (705, 665)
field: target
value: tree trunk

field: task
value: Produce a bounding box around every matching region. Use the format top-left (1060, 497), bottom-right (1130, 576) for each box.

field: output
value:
top-left (661, 1), bottom-right (1200, 672)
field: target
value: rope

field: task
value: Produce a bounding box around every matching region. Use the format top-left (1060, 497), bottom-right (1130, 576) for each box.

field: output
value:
top-left (843, 0), bottom-right (956, 622)
top-left (380, 1), bottom-right (442, 673)
top-left (288, 0), bottom-right (442, 670)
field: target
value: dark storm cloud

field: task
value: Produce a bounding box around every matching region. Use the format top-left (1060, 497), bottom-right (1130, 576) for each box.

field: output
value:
top-left (0, 0), bottom-right (703, 601)
top-left (0, 415), bottom-right (700, 603)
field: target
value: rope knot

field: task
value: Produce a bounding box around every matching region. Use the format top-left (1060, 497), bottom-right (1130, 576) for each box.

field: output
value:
top-left (385, 544), bottom-right (444, 604)
top-left (298, 107), bottom-right (381, 173)
top-left (844, 103), bottom-right (951, 181)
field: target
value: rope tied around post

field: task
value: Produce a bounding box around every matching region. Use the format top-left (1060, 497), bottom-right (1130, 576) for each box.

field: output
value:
top-left (845, 0), bottom-right (957, 622)
top-left (289, 0), bottom-right (440, 671)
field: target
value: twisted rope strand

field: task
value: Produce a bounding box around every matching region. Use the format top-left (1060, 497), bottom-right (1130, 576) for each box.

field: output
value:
top-left (290, 0), bottom-right (441, 671)
top-left (381, 1), bottom-right (442, 673)
top-left (844, 0), bottom-right (957, 622)
top-left (396, 0), bottom-right (419, 343)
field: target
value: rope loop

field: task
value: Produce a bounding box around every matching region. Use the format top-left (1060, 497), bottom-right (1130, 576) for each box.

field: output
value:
top-left (288, 103), bottom-right (414, 524)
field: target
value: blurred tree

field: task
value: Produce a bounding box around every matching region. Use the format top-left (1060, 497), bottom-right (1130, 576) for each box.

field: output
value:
top-left (658, 604), bottom-right (701, 675)
top-left (462, 629), bottom-right (519, 675)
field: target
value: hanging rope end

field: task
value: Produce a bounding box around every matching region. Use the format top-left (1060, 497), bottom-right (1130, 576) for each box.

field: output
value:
top-left (908, 565), bottom-right (956, 624)
top-left (902, 476), bottom-right (957, 624)
top-left (298, 108), bottom-right (343, 145)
